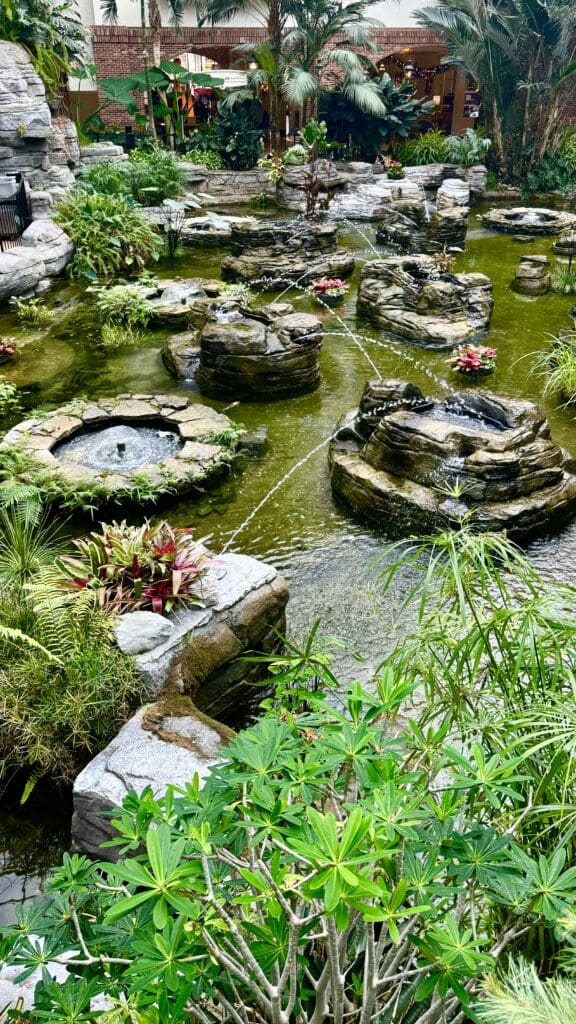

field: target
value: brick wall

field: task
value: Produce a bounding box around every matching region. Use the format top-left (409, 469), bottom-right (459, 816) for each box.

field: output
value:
top-left (92, 24), bottom-right (446, 128)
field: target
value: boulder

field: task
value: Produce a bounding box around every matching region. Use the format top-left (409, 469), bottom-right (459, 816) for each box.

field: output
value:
top-left (330, 379), bottom-right (576, 541)
top-left (161, 330), bottom-right (201, 379)
top-left (72, 698), bottom-right (233, 857)
top-left (511, 254), bottom-right (551, 295)
top-left (115, 611), bottom-right (175, 655)
top-left (357, 256), bottom-right (493, 348)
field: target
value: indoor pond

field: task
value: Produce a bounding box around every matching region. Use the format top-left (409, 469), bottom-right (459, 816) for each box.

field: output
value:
top-left (1, 197), bottom-right (576, 921)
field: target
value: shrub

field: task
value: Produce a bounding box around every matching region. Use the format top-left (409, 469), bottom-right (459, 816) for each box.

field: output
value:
top-left (3, 675), bottom-right (576, 1024)
top-left (184, 148), bottom-right (224, 169)
top-left (525, 129), bottom-right (576, 194)
top-left (12, 297), bottom-right (56, 328)
top-left (79, 159), bottom-right (130, 197)
top-left (93, 283), bottom-right (152, 328)
top-left (53, 190), bottom-right (162, 279)
top-left (281, 143), bottom-right (309, 165)
top-left (128, 146), bottom-right (184, 205)
top-left (398, 128), bottom-right (449, 165)
top-left (215, 99), bottom-right (265, 170)
top-left (0, 376), bottom-right (21, 417)
top-left (52, 519), bottom-right (211, 614)
top-left (444, 127), bottom-right (492, 166)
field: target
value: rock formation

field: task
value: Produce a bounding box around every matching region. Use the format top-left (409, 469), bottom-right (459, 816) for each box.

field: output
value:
top-left (511, 254), bottom-right (551, 295)
top-left (375, 178), bottom-right (470, 254)
top-left (483, 207), bottom-right (576, 235)
top-left (330, 379), bottom-right (576, 540)
top-left (196, 305), bottom-right (323, 396)
top-left (221, 219), bottom-right (354, 286)
top-left (357, 256), bottom-right (493, 348)
top-left (72, 551), bottom-right (289, 857)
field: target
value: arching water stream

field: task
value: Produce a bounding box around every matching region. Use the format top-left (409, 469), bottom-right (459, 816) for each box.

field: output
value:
top-left (1, 200), bottom-right (576, 920)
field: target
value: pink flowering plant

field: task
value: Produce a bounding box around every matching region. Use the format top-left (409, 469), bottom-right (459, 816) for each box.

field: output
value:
top-left (450, 343), bottom-right (497, 373)
top-left (0, 336), bottom-right (16, 358)
top-left (309, 277), bottom-right (350, 298)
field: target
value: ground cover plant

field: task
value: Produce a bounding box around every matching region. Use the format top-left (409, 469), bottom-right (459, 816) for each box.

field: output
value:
top-left (53, 191), bottom-right (162, 279)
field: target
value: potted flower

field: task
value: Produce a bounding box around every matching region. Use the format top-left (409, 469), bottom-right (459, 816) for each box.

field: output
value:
top-left (0, 337), bottom-right (16, 366)
top-left (386, 161), bottom-right (405, 180)
top-left (309, 278), bottom-right (349, 307)
top-left (450, 343), bottom-right (497, 377)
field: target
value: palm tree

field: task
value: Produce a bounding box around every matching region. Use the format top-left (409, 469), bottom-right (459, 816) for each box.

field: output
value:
top-left (415, 0), bottom-right (576, 176)
top-left (100, 0), bottom-right (188, 139)
top-left (281, 0), bottom-right (384, 122)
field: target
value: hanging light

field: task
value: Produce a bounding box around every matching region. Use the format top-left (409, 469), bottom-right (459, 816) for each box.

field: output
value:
top-left (248, 60), bottom-right (258, 70)
top-left (404, 61), bottom-right (416, 80)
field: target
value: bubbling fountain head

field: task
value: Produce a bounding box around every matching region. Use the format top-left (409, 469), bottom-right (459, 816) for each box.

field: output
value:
top-left (53, 422), bottom-right (183, 474)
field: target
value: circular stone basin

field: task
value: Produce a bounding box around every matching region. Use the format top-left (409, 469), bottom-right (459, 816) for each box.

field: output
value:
top-left (0, 393), bottom-right (242, 508)
top-left (482, 206), bottom-right (576, 236)
top-left (53, 423), bottom-right (183, 473)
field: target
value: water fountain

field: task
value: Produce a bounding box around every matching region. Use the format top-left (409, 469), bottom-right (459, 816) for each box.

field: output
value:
top-left (357, 255), bottom-right (493, 348)
top-left (329, 379), bottom-right (576, 540)
top-left (2, 394), bottom-right (244, 507)
top-left (482, 207), bottom-right (576, 236)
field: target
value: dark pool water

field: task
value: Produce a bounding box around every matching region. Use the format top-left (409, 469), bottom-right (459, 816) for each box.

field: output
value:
top-left (1, 198), bottom-right (576, 919)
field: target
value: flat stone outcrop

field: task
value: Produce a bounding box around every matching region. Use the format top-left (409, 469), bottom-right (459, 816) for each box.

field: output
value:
top-left (196, 306), bottom-right (323, 396)
top-left (330, 379), bottom-right (576, 540)
top-left (357, 255), bottom-right (493, 348)
top-left (511, 254), bottom-right (551, 295)
top-left (79, 141), bottom-right (127, 167)
top-left (221, 219), bottom-right (355, 287)
top-left (374, 177), bottom-right (470, 253)
top-left (483, 207), bottom-right (576, 235)
top-left (72, 550), bottom-right (289, 857)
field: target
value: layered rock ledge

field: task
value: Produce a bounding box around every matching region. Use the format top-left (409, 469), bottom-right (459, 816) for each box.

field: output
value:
top-left (221, 219), bottom-right (354, 286)
top-left (329, 379), bottom-right (576, 540)
top-left (357, 256), bottom-right (493, 348)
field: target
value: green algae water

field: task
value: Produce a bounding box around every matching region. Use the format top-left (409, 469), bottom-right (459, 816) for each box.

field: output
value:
top-left (2, 200), bottom-right (576, 920)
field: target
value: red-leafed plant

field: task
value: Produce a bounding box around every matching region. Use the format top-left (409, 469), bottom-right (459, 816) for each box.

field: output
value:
top-left (309, 278), bottom-right (349, 298)
top-left (53, 520), bottom-right (212, 615)
top-left (0, 336), bottom-right (16, 359)
top-left (450, 343), bottom-right (497, 373)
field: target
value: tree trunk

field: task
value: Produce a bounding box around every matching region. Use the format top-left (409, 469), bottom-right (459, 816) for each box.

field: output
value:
top-left (268, 0), bottom-right (282, 154)
top-left (140, 0), bottom-right (157, 139)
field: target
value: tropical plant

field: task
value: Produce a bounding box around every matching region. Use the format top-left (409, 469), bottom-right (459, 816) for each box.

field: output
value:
top-left (184, 148), bottom-right (224, 169)
top-left (450, 342), bottom-right (497, 373)
top-left (444, 127), bottom-right (492, 166)
top-left (93, 284), bottom-right (152, 328)
top-left (398, 128), bottom-right (449, 166)
top-left (309, 276), bottom-right (349, 297)
top-left (0, 377), bottom-right (21, 417)
top-left (128, 146), bottom-right (184, 204)
top-left (377, 526), bottom-right (576, 860)
top-left (12, 297), bottom-right (56, 328)
top-left (79, 158), bottom-right (131, 197)
top-left (525, 128), bottom-right (576, 194)
top-left (53, 190), bottom-right (162, 279)
top-left (0, 337), bottom-right (15, 361)
top-left (416, 0), bottom-right (576, 178)
top-left (281, 143), bottom-right (309, 165)
top-left (0, 0), bottom-right (87, 101)
top-left (3, 674), bottom-right (576, 1023)
top-left (321, 72), bottom-right (435, 160)
top-left (215, 98), bottom-right (266, 169)
top-left (51, 519), bottom-right (211, 614)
